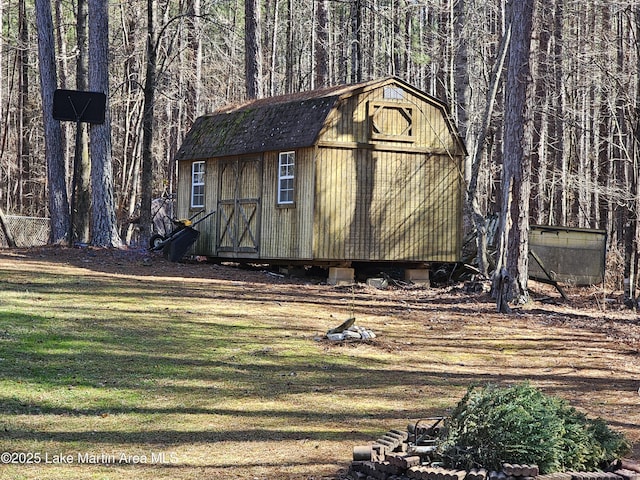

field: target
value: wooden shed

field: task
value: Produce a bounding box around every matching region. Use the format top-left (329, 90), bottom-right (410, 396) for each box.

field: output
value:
top-left (174, 77), bottom-right (466, 267)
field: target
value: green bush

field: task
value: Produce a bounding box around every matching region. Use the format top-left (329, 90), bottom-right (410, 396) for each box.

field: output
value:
top-left (437, 383), bottom-right (629, 473)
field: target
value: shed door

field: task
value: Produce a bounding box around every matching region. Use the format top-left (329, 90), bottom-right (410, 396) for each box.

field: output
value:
top-left (217, 156), bottom-right (262, 255)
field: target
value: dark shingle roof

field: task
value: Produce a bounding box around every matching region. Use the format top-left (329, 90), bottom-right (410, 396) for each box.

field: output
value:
top-left (176, 96), bottom-right (338, 160)
top-left (175, 79), bottom-right (390, 160)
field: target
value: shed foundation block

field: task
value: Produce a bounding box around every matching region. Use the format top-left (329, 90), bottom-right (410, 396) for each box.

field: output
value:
top-left (328, 267), bottom-right (355, 286)
top-left (405, 268), bottom-right (430, 286)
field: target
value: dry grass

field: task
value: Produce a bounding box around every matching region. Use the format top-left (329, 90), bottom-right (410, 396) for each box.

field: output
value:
top-left (0, 247), bottom-right (638, 480)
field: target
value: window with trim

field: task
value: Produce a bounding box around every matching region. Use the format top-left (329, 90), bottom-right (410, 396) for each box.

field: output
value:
top-left (191, 161), bottom-right (205, 208)
top-left (278, 151), bottom-right (295, 205)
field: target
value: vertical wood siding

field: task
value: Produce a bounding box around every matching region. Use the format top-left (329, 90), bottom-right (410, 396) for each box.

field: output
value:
top-left (320, 86), bottom-right (461, 155)
top-left (176, 158), bottom-right (218, 256)
top-left (314, 148), bottom-right (462, 261)
top-left (312, 82), bottom-right (464, 262)
top-left (260, 148), bottom-right (315, 259)
top-left (178, 150), bottom-right (316, 260)
top-left (176, 160), bottom-right (192, 221)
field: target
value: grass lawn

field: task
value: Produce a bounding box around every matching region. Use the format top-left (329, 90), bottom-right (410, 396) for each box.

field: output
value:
top-left (0, 248), bottom-right (638, 479)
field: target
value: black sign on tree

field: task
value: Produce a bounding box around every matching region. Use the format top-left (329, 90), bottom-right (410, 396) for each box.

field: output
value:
top-left (52, 89), bottom-right (107, 245)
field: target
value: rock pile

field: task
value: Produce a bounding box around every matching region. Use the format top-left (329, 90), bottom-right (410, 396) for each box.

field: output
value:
top-left (324, 317), bottom-right (376, 341)
top-left (326, 324), bottom-right (376, 341)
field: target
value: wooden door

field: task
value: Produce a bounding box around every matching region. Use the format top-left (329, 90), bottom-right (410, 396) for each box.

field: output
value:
top-left (217, 156), bottom-right (262, 255)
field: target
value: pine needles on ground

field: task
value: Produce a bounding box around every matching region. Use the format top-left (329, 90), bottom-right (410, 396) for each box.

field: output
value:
top-left (437, 383), bottom-right (630, 474)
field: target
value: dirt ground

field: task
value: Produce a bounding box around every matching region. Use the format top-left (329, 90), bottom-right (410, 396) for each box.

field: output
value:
top-left (2, 245), bottom-right (639, 478)
top-left (23, 245), bottom-right (640, 351)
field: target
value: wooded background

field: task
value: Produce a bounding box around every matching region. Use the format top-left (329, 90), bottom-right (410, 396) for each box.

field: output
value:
top-left (1, 0), bottom-right (640, 290)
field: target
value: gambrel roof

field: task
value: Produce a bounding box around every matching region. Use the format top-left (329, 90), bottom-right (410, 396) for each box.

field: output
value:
top-left (175, 77), bottom-right (463, 160)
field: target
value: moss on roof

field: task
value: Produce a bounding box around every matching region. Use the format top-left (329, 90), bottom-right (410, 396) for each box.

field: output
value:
top-left (174, 78), bottom-right (401, 160)
top-left (176, 93), bottom-right (341, 160)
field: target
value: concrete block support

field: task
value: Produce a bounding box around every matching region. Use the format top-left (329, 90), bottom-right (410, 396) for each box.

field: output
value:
top-left (405, 268), bottom-right (430, 286)
top-left (328, 267), bottom-right (354, 285)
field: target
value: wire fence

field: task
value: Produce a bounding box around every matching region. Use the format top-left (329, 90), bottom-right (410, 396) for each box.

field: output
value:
top-left (0, 215), bottom-right (50, 248)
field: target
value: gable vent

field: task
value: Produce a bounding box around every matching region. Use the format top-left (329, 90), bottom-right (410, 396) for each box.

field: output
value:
top-left (383, 86), bottom-right (404, 99)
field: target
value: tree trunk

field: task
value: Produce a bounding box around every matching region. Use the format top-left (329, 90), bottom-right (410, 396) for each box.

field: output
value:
top-left (54, 0), bottom-right (68, 88)
top-left (0, 206), bottom-right (16, 248)
top-left (18, 0), bottom-right (31, 214)
top-left (284, 0), bottom-right (294, 93)
top-left (139, 0), bottom-right (157, 249)
top-left (53, 0), bottom-right (72, 218)
top-left (391, 0), bottom-right (401, 76)
top-left (453, 0), bottom-right (470, 205)
top-left (75, 0), bottom-right (91, 244)
top-left (314, 0), bottom-right (329, 88)
top-left (89, 0), bottom-right (122, 247)
top-left (35, 0), bottom-right (70, 244)
top-left (267, 0), bottom-right (279, 96)
top-left (350, 0), bottom-right (362, 83)
top-left (493, 0), bottom-right (535, 312)
top-left (187, 0), bottom-right (202, 120)
top-left (0, 2), bottom-right (3, 159)
top-left (245, 0), bottom-right (263, 99)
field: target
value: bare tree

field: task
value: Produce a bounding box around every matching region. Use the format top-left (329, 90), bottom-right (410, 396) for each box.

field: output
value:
top-left (18, 0), bottom-right (31, 214)
top-left (0, 206), bottom-right (16, 247)
top-left (114, 1), bottom-right (145, 243)
top-left (75, 0), bottom-right (91, 243)
top-left (264, 0), bottom-right (280, 96)
top-left (138, 0), bottom-right (158, 248)
top-left (314, 0), bottom-right (329, 88)
top-left (467, 22), bottom-right (511, 277)
top-left (350, 0), bottom-right (362, 83)
top-left (494, 0), bottom-right (535, 313)
top-left (285, 0), bottom-right (294, 92)
top-left (89, 0), bottom-right (122, 247)
top-left (187, 0), bottom-right (203, 120)
top-left (35, 0), bottom-right (70, 244)
top-left (245, 0), bottom-right (263, 99)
